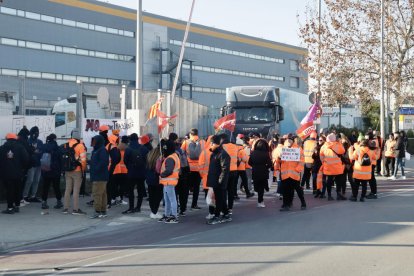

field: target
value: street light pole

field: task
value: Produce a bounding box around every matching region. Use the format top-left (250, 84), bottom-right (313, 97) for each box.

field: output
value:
top-left (76, 80), bottom-right (83, 130)
top-left (136, 0), bottom-right (143, 108)
top-left (380, 0), bottom-right (386, 173)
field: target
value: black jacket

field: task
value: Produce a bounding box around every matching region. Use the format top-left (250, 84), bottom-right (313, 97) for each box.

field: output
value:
top-left (248, 150), bottom-right (272, 181)
top-left (396, 138), bottom-right (405, 159)
top-left (0, 139), bottom-right (30, 180)
top-left (41, 140), bottom-right (62, 178)
top-left (207, 146), bottom-right (230, 189)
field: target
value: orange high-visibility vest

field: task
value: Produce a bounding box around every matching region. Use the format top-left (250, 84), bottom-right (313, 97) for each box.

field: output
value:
top-left (160, 153), bottom-right (181, 186)
top-left (223, 143), bottom-right (238, 171)
top-left (113, 150), bottom-right (127, 175)
top-left (181, 136), bottom-right (205, 172)
top-left (303, 139), bottom-right (317, 164)
top-left (352, 146), bottom-right (376, 180)
top-left (320, 142), bottom-right (345, 176)
top-left (237, 145), bottom-right (249, 171)
top-left (244, 145), bottom-right (252, 169)
top-left (67, 139), bottom-right (87, 172)
top-left (275, 145), bottom-right (304, 181)
top-left (198, 148), bottom-right (212, 190)
top-left (316, 165), bottom-right (324, 190)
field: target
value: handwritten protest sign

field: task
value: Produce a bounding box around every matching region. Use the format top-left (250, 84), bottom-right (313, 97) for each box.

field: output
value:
top-left (281, 147), bottom-right (301, 161)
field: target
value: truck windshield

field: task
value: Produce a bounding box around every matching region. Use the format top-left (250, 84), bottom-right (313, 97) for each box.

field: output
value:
top-left (236, 108), bottom-right (274, 123)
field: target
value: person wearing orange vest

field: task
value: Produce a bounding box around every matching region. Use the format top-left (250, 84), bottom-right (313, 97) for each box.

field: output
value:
top-left (159, 140), bottom-right (181, 224)
top-left (181, 128), bottom-right (205, 210)
top-left (63, 128), bottom-right (87, 215)
top-left (384, 133), bottom-right (396, 177)
top-left (275, 134), bottom-right (306, 211)
top-left (110, 135), bottom-right (128, 207)
top-left (199, 135), bottom-right (215, 219)
top-left (300, 131), bottom-right (317, 191)
top-left (221, 133), bottom-right (239, 213)
top-left (320, 133), bottom-right (346, 201)
top-left (366, 132), bottom-right (379, 199)
top-left (236, 140), bottom-right (254, 198)
top-left (350, 139), bottom-right (376, 202)
top-left (170, 133), bottom-right (190, 217)
top-left (105, 134), bottom-right (121, 208)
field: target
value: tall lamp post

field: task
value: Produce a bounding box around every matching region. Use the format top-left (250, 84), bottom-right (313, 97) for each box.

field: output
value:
top-left (379, 0), bottom-right (386, 174)
top-left (76, 80), bottom-right (83, 130)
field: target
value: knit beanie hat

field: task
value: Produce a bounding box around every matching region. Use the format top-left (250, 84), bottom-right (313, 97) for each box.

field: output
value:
top-left (326, 133), bottom-right (336, 142)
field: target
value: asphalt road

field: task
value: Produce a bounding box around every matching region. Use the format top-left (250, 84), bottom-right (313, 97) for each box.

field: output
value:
top-left (1, 177), bottom-right (414, 276)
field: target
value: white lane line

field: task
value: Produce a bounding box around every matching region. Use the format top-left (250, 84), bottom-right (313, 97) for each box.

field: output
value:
top-left (46, 249), bottom-right (152, 276)
top-left (0, 269), bottom-right (9, 276)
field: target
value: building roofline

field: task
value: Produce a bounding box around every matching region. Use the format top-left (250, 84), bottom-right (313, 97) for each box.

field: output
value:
top-left (48, 0), bottom-right (307, 55)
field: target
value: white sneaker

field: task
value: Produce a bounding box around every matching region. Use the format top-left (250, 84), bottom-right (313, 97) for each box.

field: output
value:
top-left (400, 176), bottom-right (406, 180)
top-left (119, 200), bottom-right (128, 205)
top-left (20, 199), bottom-right (29, 206)
top-left (257, 202), bottom-right (266, 208)
top-left (389, 176), bottom-right (397, 180)
top-left (150, 212), bottom-right (163, 219)
top-left (205, 213), bottom-right (215, 219)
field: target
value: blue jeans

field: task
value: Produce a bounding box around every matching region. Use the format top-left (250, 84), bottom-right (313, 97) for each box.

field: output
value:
top-left (163, 185), bottom-right (177, 217)
top-left (23, 166), bottom-right (42, 198)
top-left (393, 158), bottom-right (405, 177)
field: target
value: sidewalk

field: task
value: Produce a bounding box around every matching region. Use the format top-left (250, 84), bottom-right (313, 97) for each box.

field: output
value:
top-left (0, 195), bottom-right (103, 252)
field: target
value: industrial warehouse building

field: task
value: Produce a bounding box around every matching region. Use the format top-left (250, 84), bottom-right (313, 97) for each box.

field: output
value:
top-left (0, 0), bottom-right (308, 131)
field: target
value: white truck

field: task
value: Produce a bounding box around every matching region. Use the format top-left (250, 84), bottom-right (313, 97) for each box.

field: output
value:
top-left (51, 94), bottom-right (110, 138)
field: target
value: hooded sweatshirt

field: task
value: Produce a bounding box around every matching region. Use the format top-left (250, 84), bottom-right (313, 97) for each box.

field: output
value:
top-left (90, 135), bottom-right (109, 182)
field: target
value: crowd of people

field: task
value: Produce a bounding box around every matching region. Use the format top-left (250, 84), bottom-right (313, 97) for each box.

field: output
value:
top-left (0, 125), bottom-right (409, 225)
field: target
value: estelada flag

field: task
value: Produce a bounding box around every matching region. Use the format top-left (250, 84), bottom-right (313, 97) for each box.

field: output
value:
top-left (214, 112), bottom-right (236, 132)
top-left (157, 110), bottom-right (178, 134)
top-left (296, 121), bottom-right (316, 140)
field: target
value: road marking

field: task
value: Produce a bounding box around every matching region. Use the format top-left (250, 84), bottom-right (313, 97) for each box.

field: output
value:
top-left (107, 222), bottom-right (126, 226)
top-left (0, 269), bottom-right (9, 276)
top-left (369, 222), bottom-right (414, 226)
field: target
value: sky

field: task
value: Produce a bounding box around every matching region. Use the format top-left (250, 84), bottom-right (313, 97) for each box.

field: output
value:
top-left (98, 0), bottom-right (317, 47)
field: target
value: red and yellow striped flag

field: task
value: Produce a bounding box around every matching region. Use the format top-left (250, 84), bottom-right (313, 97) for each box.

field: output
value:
top-left (148, 97), bottom-right (164, 120)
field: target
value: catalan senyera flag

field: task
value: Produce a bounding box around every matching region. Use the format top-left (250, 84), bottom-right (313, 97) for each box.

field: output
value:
top-left (214, 112), bottom-right (236, 132)
top-left (148, 97), bottom-right (164, 120)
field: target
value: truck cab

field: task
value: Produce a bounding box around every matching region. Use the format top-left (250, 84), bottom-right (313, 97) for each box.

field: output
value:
top-left (221, 86), bottom-right (284, 139)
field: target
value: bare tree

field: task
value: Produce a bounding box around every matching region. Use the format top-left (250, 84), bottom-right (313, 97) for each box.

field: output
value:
top-left (300, 0), bottom-right (414, 131)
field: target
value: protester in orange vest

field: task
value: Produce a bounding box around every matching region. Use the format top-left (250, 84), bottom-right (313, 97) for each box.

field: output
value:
top-left (300, 131), bottom-right (317, 191)
top-left (339, 133), bottom-right (354, 197)
top-left (199, 135), bottom-right (215, 219)
top-left (373, 130), bottom-right (384, 175)
top-left (221, 133), bottom-right (240, 214)
top-left (350, 139), bottom-right (376, 202)
top-left (237, 140), bottom-right (254, 198)
top-left (384, 133), bottom-right (396, 177)
top-left (62, 128), bottom-right (87, 215)
top-left (110, 135), bottom-right (128, 207)
top-left (181, 128), bottom-right (205, 210)
top-left (105, 134), bottom-right (121, 208)
top-left (320, 133), bottom-right (346, 200)
top-left (275, 134), bottom-right (306, 211)
top-left (159, 140), bottom-right (181, 223)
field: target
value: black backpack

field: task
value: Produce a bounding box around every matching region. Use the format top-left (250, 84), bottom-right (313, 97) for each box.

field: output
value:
top-left (61, 142), bottom-right (80, 172)
top-left (129, 147), bottom-right (145, 169)
top-left (361, 153), bottom-right (371, 166)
